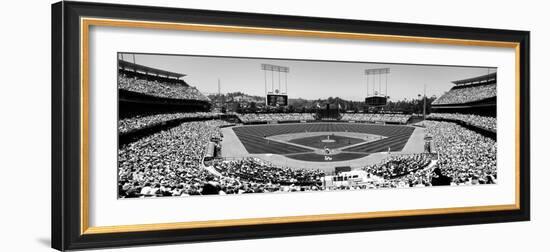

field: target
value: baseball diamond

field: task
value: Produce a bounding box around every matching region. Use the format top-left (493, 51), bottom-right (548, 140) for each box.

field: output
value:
top-left (230, 123), bottom-right (415, 161)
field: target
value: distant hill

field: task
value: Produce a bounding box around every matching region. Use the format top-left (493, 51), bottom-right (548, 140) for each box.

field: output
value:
top-left (209, 92), bottom-right (438, 114)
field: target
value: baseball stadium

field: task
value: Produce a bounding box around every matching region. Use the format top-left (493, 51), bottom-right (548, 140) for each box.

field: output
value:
top-left (117, 54), bottom-right (497, 198)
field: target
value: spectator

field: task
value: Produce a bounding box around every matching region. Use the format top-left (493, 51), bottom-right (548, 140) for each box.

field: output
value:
top-left (430, 168), bottom-right (452, 186)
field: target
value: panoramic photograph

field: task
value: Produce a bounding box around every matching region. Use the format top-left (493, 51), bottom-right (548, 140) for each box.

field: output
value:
top-left (116, 53), bottom-right (497, 198)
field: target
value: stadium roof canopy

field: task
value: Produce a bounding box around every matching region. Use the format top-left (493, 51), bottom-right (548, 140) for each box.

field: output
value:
top-left (452, 72), bottom-right (496, 86)
top-left (118, 60), bottom-right (186, 79)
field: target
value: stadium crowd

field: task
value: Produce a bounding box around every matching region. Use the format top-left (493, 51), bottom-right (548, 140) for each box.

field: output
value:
top-left (427, 113), bottom-right (496, 132)
top-left (432, 84), bottom-right (496, 105)
top-left (340, 113), bottom-right (411, 124)
top-left (424, 120), bottom-right (497, 185)
top-left (118, 118), bottom-right (496, 198)
top-left (117, 120), bottom-right (232, 198)
top-left (237, 113), bottom-right (315, 123)
top-left (118, 74), bottom-right (209, 101)
top-left (337, 120), bottom-right (497, 189)
top-left (373, 120), bottom-right (496, 187)
top-left (362, 154), bottom-right (432, 180)
top-left (119, 112), bottom-right (224, 134)
top-left (210, 158), bottom-right (326, 193)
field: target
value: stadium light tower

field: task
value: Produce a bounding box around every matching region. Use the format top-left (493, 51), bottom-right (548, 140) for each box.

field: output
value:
top-left (364, 68), bottom-right (390, 107)
top-left (261, 64), bottom-right (290, 107)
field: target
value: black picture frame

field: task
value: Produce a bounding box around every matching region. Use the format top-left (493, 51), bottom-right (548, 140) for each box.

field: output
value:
top-left (52, 1), bottom-right (530, 251)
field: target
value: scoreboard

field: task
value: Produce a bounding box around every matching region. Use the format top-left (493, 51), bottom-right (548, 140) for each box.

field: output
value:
top-left (267, 94), bottom-right (288, 106)
top-left (365, 96), bottom-right (387, 106)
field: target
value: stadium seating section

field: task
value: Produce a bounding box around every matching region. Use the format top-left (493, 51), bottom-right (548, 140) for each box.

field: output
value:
top-left (427, 113), bottom-right (496, 132)
top-left (118, 119), bottom-right (496, 197)
top-left (340, 113), bottom-right (411, 124)
top-left (432, 83), bottom-right (496, 105)
top-left (237, 113), bottom-right (315, 123)
top-left (119, 74), bottom-right (209, 101)
top-left (118, 120), bottom-right (231, 197)
top-left (119, 112), bottom-right (224, 134)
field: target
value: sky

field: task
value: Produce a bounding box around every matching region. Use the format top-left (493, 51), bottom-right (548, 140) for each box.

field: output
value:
top-left (120, 53), bottom-right (496, 101)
